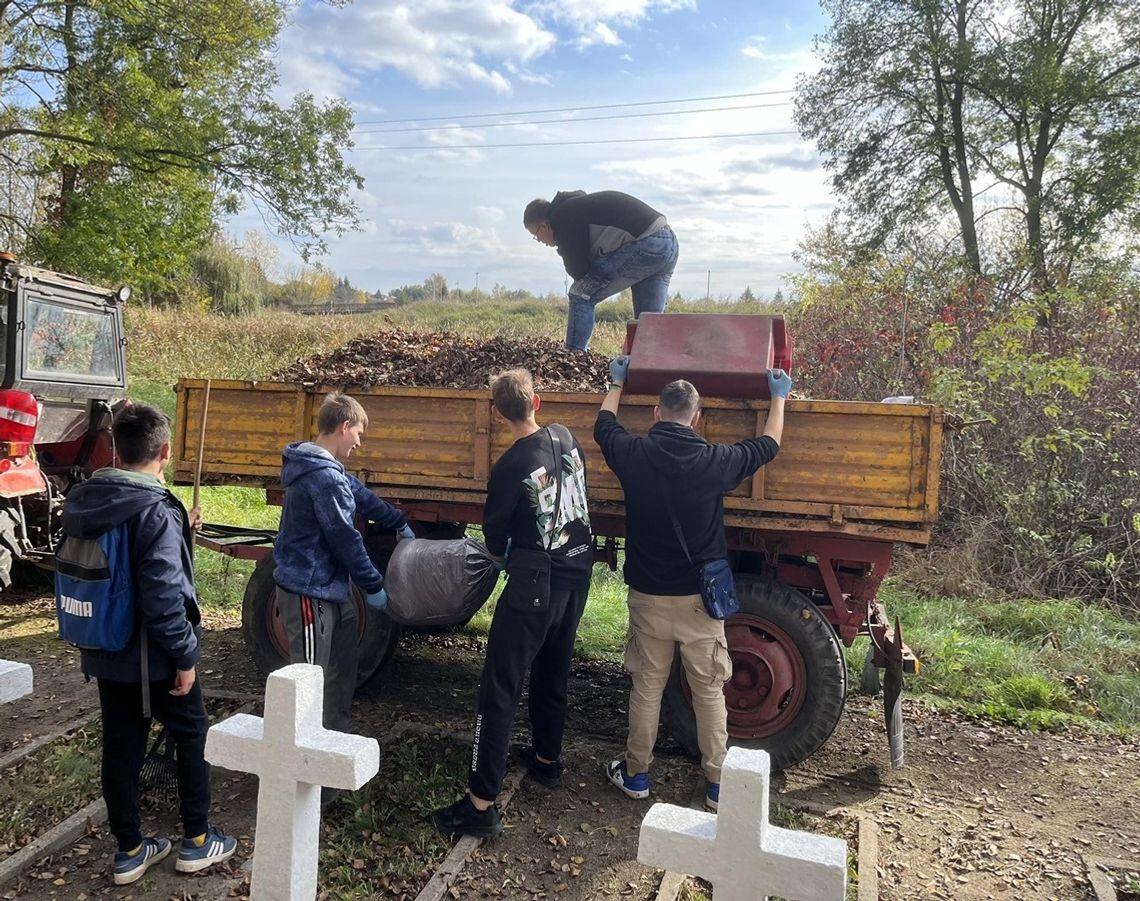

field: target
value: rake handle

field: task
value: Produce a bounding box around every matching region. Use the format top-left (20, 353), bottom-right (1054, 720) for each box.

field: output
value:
top-left (192, 379), bottom-right (212, 511)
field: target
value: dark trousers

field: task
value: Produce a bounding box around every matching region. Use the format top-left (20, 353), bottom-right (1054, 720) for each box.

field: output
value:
top-left (97, 677), bottom-right (210, 852)
top-left (276, 589), bottom-right (359, 733)
top-left (468, 586), bottom-right (589, 801)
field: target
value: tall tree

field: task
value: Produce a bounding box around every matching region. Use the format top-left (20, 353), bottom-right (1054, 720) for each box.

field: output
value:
top-left (0, 0), bottom-right (362, 292)
top-left (796, 0), bottom-right (1140, 285)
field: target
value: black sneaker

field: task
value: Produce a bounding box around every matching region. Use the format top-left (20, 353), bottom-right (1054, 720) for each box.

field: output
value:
top-left (511, 743), bottom-right (563, 789)
top-left (431, 795), bottom-right (503, 839)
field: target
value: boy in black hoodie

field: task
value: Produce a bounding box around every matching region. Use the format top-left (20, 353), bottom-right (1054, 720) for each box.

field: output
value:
top-left (61, 404), bottom-right (236, 885)
top-left (431, 368), bottom-right (592, 838)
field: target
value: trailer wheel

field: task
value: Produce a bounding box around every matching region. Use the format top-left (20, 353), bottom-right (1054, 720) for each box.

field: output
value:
top-left (661, 577), bottom-right (847, 771)
top-left (241, 548), bottom-right (401, 689)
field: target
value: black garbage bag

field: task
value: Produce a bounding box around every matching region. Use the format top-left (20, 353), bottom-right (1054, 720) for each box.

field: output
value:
top-left (383, 537), bottom-right (500, 627)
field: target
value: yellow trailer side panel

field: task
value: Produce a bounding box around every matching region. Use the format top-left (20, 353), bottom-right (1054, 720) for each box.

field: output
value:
top-left (173, 380), bottom-right (942, 544)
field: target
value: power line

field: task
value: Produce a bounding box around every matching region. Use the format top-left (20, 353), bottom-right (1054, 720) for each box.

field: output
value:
top-left (356, 101), bottom-right (793, 135)
top-left (353, 129), bottom-right (802, 151)
top-left (353, 90), bottom-right (795, 126)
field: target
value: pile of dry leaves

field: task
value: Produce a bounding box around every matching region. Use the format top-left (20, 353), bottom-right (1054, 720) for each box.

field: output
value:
top-left (273, 328), bottom-right (610, 392)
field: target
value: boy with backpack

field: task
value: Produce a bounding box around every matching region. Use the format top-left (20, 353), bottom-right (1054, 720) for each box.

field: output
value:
top-left (57, 404), bottom-right (236, 885)
top-left (272, 391), bottom-right (413, 736)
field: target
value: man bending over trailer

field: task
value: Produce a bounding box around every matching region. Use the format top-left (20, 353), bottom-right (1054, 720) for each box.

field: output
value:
top-left (595, 358), bottom-right (791, 811)
top-left (524, 190), bottom-right (679, 351)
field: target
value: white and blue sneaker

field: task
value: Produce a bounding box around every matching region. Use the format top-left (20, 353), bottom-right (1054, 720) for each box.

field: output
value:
top-left (175, 823), bottom-right (237, 873)
top-left (113, 836), bottom-right (171, 885)
top-left (705, 782), bottom-right (720, 812)
top-left (606, 759), bottom-right (650, 800)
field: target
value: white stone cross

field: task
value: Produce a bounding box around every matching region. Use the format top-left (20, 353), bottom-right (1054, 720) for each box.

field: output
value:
top-left (0, 659), bottom-right (33, 704)
top-left (205, 663), bottom-right (380, 901)
top-left (638, 747), bottom-right (848, 901)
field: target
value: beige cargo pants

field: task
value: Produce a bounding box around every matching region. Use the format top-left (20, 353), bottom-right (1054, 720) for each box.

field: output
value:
top-left (623, 588), bottom-right (733, 784)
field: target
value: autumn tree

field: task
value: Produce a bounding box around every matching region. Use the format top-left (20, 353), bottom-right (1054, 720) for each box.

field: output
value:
top-left (795, 0), bottom-right (1140, 285)
top-left (0, 0), bottom-right (362, 293)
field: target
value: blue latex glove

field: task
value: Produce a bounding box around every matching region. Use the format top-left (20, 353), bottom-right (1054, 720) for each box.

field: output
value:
top-left (365, 588), bottom-right (388, 610)
top-left (398, 523), bottom-right (415, 540)
top-left (767, 368), bottom-right (793, 398)
top-left (609, 355), bottom-right (630, 386)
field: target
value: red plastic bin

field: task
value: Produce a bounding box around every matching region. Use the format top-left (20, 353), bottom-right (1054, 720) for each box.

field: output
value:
top-left (621, 313), bottom-right (793, 399)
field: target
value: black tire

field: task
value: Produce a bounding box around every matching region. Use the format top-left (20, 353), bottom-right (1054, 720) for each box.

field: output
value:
top-left (661, 577), bottom-right (847, 771)
top-left (860, 646), bottom-right (882, 696)
top-left (241, 549), bottom-right (402, 689)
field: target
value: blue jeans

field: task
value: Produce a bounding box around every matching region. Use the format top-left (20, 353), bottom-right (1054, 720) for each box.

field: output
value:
top-left (565, 227), bottom-right (679, 351)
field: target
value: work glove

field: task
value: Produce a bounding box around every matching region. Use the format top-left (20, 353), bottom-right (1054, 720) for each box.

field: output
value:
top-left (767, 368), bottom-right (793, 399)
top-left (397, 523), bottom-right (416, 540)
top-left (609, 355), bottom-right (630, 386)
top-left (365, 588), bottom-right (389, 610)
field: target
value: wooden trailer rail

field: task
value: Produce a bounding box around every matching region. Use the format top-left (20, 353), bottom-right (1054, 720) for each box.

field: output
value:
top-left (173, 379), bottom-right (942, 546)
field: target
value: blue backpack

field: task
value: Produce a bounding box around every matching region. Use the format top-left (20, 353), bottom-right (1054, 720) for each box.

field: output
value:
top-left (55, 524), bottom-right (135, 651)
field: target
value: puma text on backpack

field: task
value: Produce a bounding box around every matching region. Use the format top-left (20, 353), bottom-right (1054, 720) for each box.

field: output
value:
top-left (55, 524), bottom-right (135, 651)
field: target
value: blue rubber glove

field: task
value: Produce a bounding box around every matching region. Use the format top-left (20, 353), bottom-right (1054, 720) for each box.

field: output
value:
top-left (365, 588), bottom-right (388, 610)
top-left (398, 523), bottom-right (415, 540)
top-left (609, 355), bottom-right (630, 386)
top-left (767, 368), bottom-right (793, 398)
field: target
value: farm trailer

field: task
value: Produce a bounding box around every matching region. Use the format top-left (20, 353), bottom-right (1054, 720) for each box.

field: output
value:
top-left (173, 354), bottom-right (941, 770)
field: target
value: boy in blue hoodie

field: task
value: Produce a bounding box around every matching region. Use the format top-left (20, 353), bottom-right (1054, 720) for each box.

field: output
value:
top-left (62, 404), bottom-right (236, 885)
top-left (273, 391), bottom-right (412, 735)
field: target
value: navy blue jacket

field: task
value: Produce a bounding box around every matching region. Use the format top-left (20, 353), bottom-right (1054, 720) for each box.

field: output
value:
top-left (594, 412), bottom-right (779, 596)
top-left (62, 469), bottom-right (201, 682)
top-left (273, 442), bottom-right (407, 602)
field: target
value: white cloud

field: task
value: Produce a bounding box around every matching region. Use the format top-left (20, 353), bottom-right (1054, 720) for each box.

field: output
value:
top-left (533, 0), bottom-right (694, 48)
top-left (280, 1), bottom-right (556, 95)
top-left (741, 35), bottom-right (768, 59)
top-left (576, 22), bottom-right (624, 50)
top-left (275, 52), bottom-right (358, 102)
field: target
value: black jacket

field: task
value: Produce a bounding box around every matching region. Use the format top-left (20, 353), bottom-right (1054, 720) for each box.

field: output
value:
top-left (483, 424), bottom-right (593, 590)
top-left (62, 469), bottom-right (201, 682)
top-left (594, 411), bottom-right (779, 595)
top-left (548, 190), bottom-right (667, 279)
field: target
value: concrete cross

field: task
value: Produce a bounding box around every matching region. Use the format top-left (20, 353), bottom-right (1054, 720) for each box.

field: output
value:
top-left (0, 659), bottom-right (33, 704)
top-left (205, 663), bottom-right (380, 901)
top-left (638, 747), bottom-right (847, 901)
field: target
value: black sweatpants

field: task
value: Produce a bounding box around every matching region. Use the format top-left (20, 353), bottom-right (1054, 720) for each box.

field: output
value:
top-left (276, 589), bottom-right (359, 733)
top-left (468, 585), bottom-right (589, 801)
top-left (97, 676), bottom-right (210, 852)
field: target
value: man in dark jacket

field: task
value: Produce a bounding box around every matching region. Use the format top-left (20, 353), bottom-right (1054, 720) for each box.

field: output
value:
top-left (431, 368), bottom-right (592, 838)
top-left (594, 359), bottom-right (791, 811)
top-left (273, 391), bottom-right (412, 737)
top-left (523, 190), bottom-right (679, 351)
top-left (62, 404), bottom-right (236, 885)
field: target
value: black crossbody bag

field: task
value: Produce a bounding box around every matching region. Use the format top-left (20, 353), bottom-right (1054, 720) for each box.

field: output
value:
top-left (502, 425), bottom-right (568, 612)
top-left (664, 496), bottom-right (739, 620)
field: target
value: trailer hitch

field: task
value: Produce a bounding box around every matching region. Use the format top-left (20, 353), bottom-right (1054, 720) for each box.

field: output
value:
top-left (194, 522), bottom-right (277, 561)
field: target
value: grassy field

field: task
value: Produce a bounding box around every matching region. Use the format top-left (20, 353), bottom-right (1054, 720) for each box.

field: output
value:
top-left (128, 303), bottom-right (1140, 736)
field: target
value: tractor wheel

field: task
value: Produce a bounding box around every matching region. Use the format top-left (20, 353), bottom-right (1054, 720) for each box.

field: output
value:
top-left (241, 544), bottom-right (401, 689)
top-left (661, 577), bottom-right (847, 771)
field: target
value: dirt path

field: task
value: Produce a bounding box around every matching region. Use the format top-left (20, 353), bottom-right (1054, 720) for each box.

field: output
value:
top-left (2, 594), bottom-right (1138, 899)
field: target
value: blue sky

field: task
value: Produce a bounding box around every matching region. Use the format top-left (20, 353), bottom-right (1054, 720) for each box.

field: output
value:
top-left (234, 0), bottom-right (833, 299)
